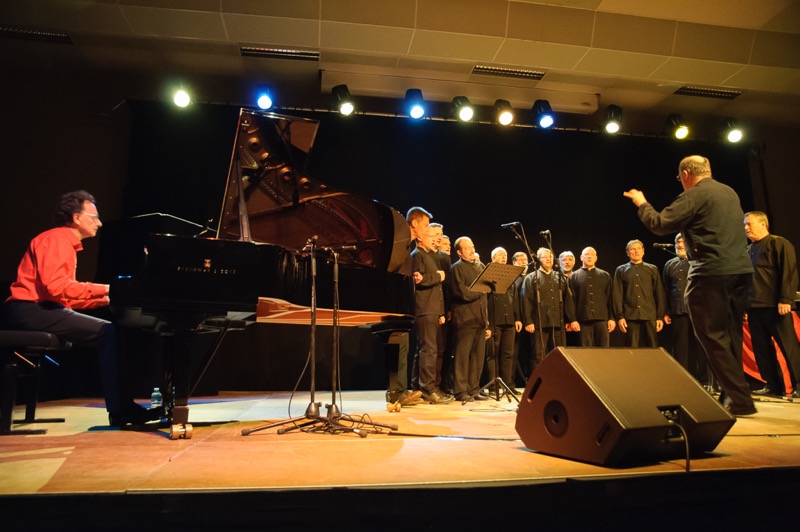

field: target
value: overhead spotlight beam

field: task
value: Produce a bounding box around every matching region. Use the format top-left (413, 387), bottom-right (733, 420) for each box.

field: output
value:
top-left (723, 118), bottom-right (743, 143)
top-left (494, 99), bottom-right (514, 126)
top-left (332, 84), bottom-right (354, 116)
top-left (405, 89), bottom-right (425, 120)
top-left (255, 84), bottom-right (273, 110)
top-left (173, 88), bottom-right (191, 108)
top-left (532, 99), bottom-right (554, 129)
top-left (667, 113), bottom-right (689, 140)
top-left (603, 104), bottom-right (622, 134)
top-left (451, 96), bottom-right (474, 122)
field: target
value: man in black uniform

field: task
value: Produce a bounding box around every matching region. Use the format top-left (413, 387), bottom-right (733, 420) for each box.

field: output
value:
top-left (410, 225), bottom-right (450, 404)
top-left (624, 155), bottom-right (756, 416)
top-left (511, 251), bottom-right (531, 385)
top-left (385, 206), bottom-right (431, 406)
top-left (429, 222), bottom-right (453, 396)
top-left (485, 247), bottom-right (523, 393)
top-left (568, 246), bottom-right (615, 347)
top-left (743, 211), bottom-right (800, 398)
top-left (521, 248), bottom-right (578, 376)
top-left (613, 239), bottom-right (666, 347)
top-left (450, 237), bottom-right (491, 402)
top-left (663, 234), bottom-right (707, 384)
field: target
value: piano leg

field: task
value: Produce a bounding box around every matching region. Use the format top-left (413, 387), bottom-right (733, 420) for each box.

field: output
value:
top-left (164, 329), bottom-right (194, 440)
top-left (162, 321), bottom-right (240, 440)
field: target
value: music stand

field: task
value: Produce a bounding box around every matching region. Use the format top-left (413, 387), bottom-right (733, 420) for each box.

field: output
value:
top-left (465, 262), bottom-right (525, 404)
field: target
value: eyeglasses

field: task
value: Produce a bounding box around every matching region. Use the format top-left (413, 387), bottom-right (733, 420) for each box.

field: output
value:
top-left (79, 212), bottom-right (101, 221)
top-left (676, 174), bottom-right (682, 181)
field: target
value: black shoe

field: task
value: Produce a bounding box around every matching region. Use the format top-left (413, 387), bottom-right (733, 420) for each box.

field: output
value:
top-left (792, 390), bottom-right (800, 399)
top-left (108, 404), bottom-right (164, 427)
top-left (724, 403), bottom-right (757, 417)
top-left (456, 393), bottom-right (472, 403)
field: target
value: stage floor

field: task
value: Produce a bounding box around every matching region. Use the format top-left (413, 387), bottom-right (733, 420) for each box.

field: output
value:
top-left (1, 390), bottom-right (799, 529)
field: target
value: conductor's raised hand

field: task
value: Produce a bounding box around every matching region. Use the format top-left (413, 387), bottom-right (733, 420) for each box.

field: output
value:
top-left (623, 189), bottom-right (647, 207)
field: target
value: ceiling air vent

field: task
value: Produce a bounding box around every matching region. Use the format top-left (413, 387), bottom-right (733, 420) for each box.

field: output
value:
top-left (674, 86), bottom-right (742, 100)
top-left (0, 25), bottom-right (73, 44)
top-left (240, 46), bottom-right (319, 61)
top-left (472, 65), bottom-right (546, 80)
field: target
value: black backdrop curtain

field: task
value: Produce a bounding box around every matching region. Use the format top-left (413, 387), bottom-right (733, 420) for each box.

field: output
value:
top-left (125, 100), bottom-right (753, 271)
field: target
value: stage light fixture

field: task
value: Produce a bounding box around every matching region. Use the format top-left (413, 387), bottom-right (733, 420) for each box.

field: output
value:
top-left (532, 99), bottom-right (554, 129)
top-left (494, 99), bottom-right (514, 126)
top-left (603, 105), bottom-right (622, 134)
top-left (723, 118), bottom-right (743, 143)
top-left (332, 84), bottom-right (354, 116)
top-left (405, 89), bottom-right (426, 119)
top-left (667, 114), bottom-right (689, 139)
top-left (451, 96), bottom-right (474, 122)
top-left (255, 85), bottom-right (274, 110)
top-left (173, 89), bottom-right (191, 108)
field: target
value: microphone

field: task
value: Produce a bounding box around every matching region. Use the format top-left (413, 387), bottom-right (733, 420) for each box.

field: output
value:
top-left (500, 222), bottom-right (519, 228)
top-left (302, 235), bottom-right (319, 251)
top-left (653, 243), bottom-right (674, 249)
top-left (539, 230), bottom-right (550, 235)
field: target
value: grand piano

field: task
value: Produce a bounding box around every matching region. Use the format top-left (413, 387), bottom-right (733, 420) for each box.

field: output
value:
top-left (105, 109), bottom-right (414, 438)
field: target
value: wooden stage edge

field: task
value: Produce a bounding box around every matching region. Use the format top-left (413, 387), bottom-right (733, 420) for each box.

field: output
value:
top-left (1, 390), bottom-right (798, 530)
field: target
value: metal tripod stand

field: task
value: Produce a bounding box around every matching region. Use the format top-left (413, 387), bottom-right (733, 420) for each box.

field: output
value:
top-left (242, 238), bottom-right (397, 437)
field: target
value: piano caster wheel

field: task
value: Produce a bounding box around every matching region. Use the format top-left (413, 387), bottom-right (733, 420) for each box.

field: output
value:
top-left (169, 423), bottom-right (193, 440)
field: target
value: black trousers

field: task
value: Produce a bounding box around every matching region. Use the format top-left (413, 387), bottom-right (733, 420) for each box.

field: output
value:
top-left (530, 326), bottom-right (563, 376)
top-left (747, 307), bottom-right (800, 393)
top-left (412, 314), bottom-right (440, 394)
top-left (670, 313), bottom-right (707, 383)
top-left (686, 274), bottom-right (754, 411)
top-left (453, 326), bottom-right (485, 396)
top-left (623, 320), bottom-right (657, 347)
top-left (487, 325), bottom-right (515, 385)
top-left (579, 320), bottom-right (610, 347)
top-left (4, 300), bottom-right (127, 412)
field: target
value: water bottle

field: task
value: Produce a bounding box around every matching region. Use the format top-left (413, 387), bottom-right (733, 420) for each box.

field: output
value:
top-left (150, 387), bottom-right (163, 409)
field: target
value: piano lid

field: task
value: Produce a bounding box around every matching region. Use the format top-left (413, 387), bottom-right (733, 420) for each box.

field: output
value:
top-left (216, 109), bottom-right (410, 273)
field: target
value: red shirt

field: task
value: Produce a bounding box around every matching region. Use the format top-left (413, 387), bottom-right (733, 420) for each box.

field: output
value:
top-left (8, 226), bottom-right (109, 310)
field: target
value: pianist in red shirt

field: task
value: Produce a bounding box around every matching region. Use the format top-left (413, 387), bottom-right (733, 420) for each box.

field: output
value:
top-left (4, 190), bottom-right (161, 426)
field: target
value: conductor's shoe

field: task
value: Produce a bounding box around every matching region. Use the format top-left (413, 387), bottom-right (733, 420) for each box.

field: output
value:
top-left (108, 404), bottom-right (164, 427)
top-left (724, 403), bottom-right (757, 417)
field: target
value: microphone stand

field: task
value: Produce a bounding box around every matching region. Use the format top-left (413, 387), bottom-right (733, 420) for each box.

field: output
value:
top-left (505, 223), bottom-right (539, 272)
top-left (653, 245), bottom-right (678, 257)
top-left (541, 231), bottom-right (567, 348)
top-left (243, 240), bottom-right (398, 437)
top-left (504, 222), bottom-right (544, 382)
top-left (242, 236), bottom-right (322, 436)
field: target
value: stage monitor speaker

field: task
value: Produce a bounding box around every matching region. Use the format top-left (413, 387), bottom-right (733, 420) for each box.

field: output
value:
top-left (515, 347), bottom-right (735, 467)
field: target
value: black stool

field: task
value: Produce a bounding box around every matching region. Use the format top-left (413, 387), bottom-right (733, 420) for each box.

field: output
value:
top-left (0, 330), bottom-right (71, 435)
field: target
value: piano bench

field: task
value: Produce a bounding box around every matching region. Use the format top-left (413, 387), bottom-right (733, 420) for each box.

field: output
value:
top-left (0, 331), bottom-right (71, 436)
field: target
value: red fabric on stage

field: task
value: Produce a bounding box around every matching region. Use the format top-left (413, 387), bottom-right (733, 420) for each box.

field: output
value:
top-left (742, 312), bottom-right (798, 393)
